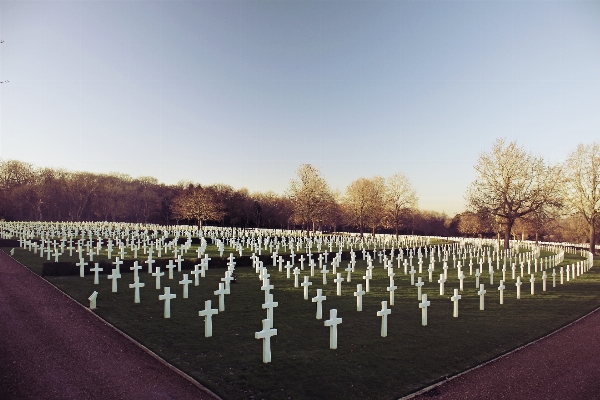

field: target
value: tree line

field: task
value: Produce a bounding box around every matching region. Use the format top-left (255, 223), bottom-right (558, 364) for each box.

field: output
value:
top-left (1, 138), bottom-right (598, 253)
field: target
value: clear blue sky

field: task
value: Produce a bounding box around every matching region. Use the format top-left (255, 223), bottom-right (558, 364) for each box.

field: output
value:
top-left (1, 1), bottom-right (599, 215)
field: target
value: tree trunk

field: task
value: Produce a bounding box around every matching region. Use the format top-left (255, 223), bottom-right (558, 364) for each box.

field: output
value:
top-left (590, 222), bottom-right (597, 255)
top-left (504, 220), bottom-right (514, 251)
top-left (395, 223), bottom-right (399, 239)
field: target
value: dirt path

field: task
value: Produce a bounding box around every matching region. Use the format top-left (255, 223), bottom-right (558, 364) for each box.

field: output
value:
top-left (406, 302), bottom-right (600, 399)
top-left (0, 250), bottom-right (220, 400)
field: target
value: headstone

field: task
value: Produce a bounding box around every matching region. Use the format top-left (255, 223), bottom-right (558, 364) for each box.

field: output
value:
top-left (530, 274), bottom-right (535, 295)
top-left (152, 267), bottom-right (164, 289)
top-left (498, 280), bottom-right (505, 304)
top-left (166, 260), bottom-right (176, 279)
top-left (179, 274), bottom-right (192, 298)
top-left (478, 284), bottom-right (486, 310)
top-left (438, 274), bottom-right (446, 295)
top-left (451, 288), bottom-right (461, 317)
top-left (377, 301), bottom-right (391, 337)
top-left (419, 294), bottom-right (430, 326)
top-left (91, 263), bottom-right (103, 285)
top-left (262, 293), bottom-right (278, 328)
top-left (324, 309), bottom-right (342, 349)
top-left (129, 276), bottom-right (145, 303)
top-left (293, 267), bottom-right (300, 287)
top-left (312, 289), bottom-right (326, 319)
top-left (516, 276), bottom-right (522, 299)
top-left (255, 318), bottom-right (277, 363)
top-left (354, 284), bottom-right (365, 311)
top-left (334, 273), bottom-right (344, 296)
top-left (415, 277), bottom-right (424, 301)
top-left (214, 282), bottom-right (230, 312)
top-left (108, 268), bottom-right (121, 293)
top-left (159, 287), bottom-right (176, 318)
top-left (198, 300), bottom-right (218, 337)
top-left (301, 276), bottom-right (312, 300)
top-left (88, 291), bottom-right (98, 309)
top-left (388, 279), bottom-right (398, 305)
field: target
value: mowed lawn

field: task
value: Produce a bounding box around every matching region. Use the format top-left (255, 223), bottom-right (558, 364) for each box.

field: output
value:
top-left (5, 244), bottom-right (599, 400)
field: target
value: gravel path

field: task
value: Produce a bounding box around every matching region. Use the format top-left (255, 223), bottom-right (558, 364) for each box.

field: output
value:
top-left (0, 250), bottom-right (220, 400)
top-left (406, 303), bottom-right (600, 399)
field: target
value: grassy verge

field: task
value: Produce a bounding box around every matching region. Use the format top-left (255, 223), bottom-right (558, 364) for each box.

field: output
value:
top-left (5, 244), bottom-right (599, 400)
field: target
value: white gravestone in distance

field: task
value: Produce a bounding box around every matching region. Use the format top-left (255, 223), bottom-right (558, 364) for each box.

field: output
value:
top-left (334, 273), bottom-right (344, 296)
top-left (152, 267), bottom-right (164, 290)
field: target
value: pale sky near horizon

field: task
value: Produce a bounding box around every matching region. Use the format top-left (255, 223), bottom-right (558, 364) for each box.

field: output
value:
top-left (0, 1), bottom-right (599, 216)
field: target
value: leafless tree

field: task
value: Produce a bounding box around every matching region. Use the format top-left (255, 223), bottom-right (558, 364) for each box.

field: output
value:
top-left (466, 139), bottom-right (563, 250)
top-left (563, 142), bottom-right (600, 254)
top-left (384, 173), bottom-right (418, 238)
top-left (287, 164), bottom-right (333, 232)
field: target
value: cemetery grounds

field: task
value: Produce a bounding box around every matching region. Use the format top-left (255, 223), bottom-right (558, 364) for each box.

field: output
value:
top-left (2, 226), bottom-right (599, 400)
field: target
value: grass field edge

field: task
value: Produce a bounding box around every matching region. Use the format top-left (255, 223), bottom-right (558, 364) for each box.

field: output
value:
top-left (1, 249), bottom-right (224, 400)
top-left (400, 282), bottom-right (600, 399)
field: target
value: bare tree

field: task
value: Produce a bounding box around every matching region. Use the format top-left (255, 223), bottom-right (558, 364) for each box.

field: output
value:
top-left (466, 139), bottom-right (563, 250)
top-left (287, 164), bottom-right (333, 232)
top-left (344, 176), bottom-right (385, 236)
top-left (384, 173), bottom-right (418, 238)
top-left (171, 184), bottom-right (223, 228)
top-left (563, 142), bottom-right (600, 254)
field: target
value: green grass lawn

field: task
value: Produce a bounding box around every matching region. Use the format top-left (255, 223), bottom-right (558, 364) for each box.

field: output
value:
top-left (5, 243), bottom-right (599, 400)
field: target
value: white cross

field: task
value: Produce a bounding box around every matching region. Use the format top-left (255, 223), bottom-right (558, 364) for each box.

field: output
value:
top-left (130, 261), bottom-right (142, 281)
top-left (199, 300), bottom-right (218, 337)
top-left (542, 271), bottom-right (547, 291)
top-left (321, 266), bottom-right (329, 285)
top-left (387, 278), bottom-right (398, 306)
top-left (478, 284), bottom-right (486, 310)
top-left (214, 282), bottom-right (230, 312)
top-left (262, 293), bottom-right (278, 328)
top-left (409, 265), bottom-right (416, 285)
top-left (419, 294), bottom-right (430, 326)
top-left (221, 271), bottom-right (234, 291)
top-left (438, 274), bottom-right (446, 295)
top-left (261, 280), bottom-right (274, 303)
top-left (179, 274), bottom-right (192, 298)
top-left (324, 308), bottom-right (342, 349)
top-left (377, 301), bottom-right (391, 337)
top-left (166, 260), bottom-right (176, 279)
top-left (301, 276), bottom-right (313, 300)
top-left (191, 264), bottom-right (202, 286)
top-left (176, 255), bottom-right (184, 272)
top-left (299, 255), bottom-right (305, 270)
top-left (363, 270), bottom-right (372, 292)
top-left (285, 261), bottom-right (293, 279)
top-left (354, 284), bottom-right (365, 312)
top-left (113, 257), bottom-right (123, 274)
top-left (475, 268), bottom-right (481, 288)
top-left (90, 263), bottom-right (103, 285)
top-left (77, 258), bottom-right (88, 278)
top-left (345, 264), bottom-right (353, 282)
top-left (255, 318), bottom-right (277, 363)
top-left (331, 272), bottom-right (343, 296)
top-left (129, 276), bottom-right (145, 303)
top-left (107, 268), bottom-right (121, 293)
top-left (415, 277), bottom-right (424, 301)
top-left (312, 288), bottom-right (326, 320)
top-left (498, 280), bottom-right (505, 304)
top-left (159, 287), bottom-right (176, 318)
top-left (451, 288), bottom-right (461, 317)
top-left (293, 267), bottom-right (300, 287)
top-left (152, 267), bottom-right (164, 290)
top-left (145, 257), bottom-right (155, 274)
top-left (530, 274), bottom-right (536, 295)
